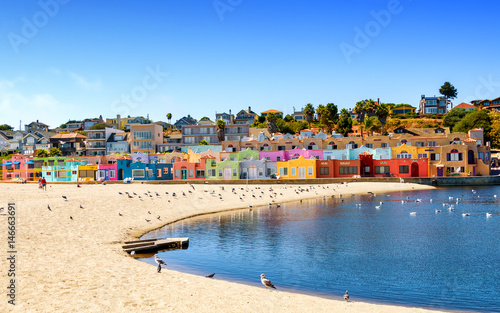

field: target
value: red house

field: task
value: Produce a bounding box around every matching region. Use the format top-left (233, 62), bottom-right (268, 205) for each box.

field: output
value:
top-left (316, 160), bottom-right (335, 178)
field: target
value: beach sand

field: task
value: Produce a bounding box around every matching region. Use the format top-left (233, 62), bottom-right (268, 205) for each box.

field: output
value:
top-left (0, 181), bottom-right (451, 313)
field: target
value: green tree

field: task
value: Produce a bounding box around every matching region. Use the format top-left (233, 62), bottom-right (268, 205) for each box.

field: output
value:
top-left (35, 149), bottom-right (48, 158)
top-left (353, 101), bottom-right (366, 137)
top-left (439, 81), bottom-right (458, 100)
top-left (49, 147), bottom-right (62, 157)
top-left (336, 108), bottom-right (353, 137)
top-left (89, 123), bottom-right (111, 130)
top-left (363, 116), bottom-right (381, 136)
top-left (489, 112), bottom-right (500, 149)
top-left (453, 110), bottom-right (491, 142)
top-left (316, 104), bottom-right (325, 127)
top-left (284, 114), bottom-right (294, 122)
top-left (257, 115), bottom-right (266, 123)
top-left (363, 99), bottom-right (377, 117)
top-left (166, 113), bottom-right (172, 124)
top-left (216, 119), bottom-right (225, 143)
top-left (375, 103), bottom-right (390, 135)
top-left (443, 109), bottom-right (471, 131)
top-left (322, 103), bottom-right (339, 134)
top-left (198, 140), bottom-right (209, 145)
top-left (0, 124), bottom-right (14, 131)
top-left (266, 112), bottom-right (279, 134)
top-left (303, 103), bottom-right (315, 130)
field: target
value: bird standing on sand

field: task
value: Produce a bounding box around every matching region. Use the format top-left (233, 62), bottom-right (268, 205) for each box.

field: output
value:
top-left (344, 290), bottom-right (349, 301)
top-left (62, 195), bottom-right (67, 201)
top-left (47, 205), bottom-right (51, 211)
top-left (260, 274), bottom-right (276, 289)
top-left (155, 254), bottom-right (167, 273)
top-left (206, 273), bottom-right (215, 278)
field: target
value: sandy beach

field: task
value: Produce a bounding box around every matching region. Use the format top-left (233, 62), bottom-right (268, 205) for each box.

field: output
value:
top-left (0, 181), bottom-right (455, 313)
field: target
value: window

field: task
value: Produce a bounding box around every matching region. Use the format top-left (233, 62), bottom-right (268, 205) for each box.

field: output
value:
top-left (447, 149), bottom-right (463, 161)
top-left (427, 141), bottom-right (437, 147)
top-left (110, 170), bottom-right (115, 178)
top-left (72, 171), bottom-right (77, 175)
top-left (291, 167), bottom-right (296, 176)
top-left (396, 151), bottom-right (412, 159)
top-left (364, 143), bottom-right (374, 149)
top-left (375, 166), bottom-right (390, 174)
top-left (418, 153), bottom-right (428, 159)
top-left (416, 142), bottom-right (425, 147)
top-left (339, 166), bottom-right (358, 175)
top-left (447, 167), bottom-right (455, 173)
top-left (279, 167), bottom-right (288, 176)
top-left (163, 168), bottom-right (169, 174)
top-left (209, 169), bottom-right (216, 177)
top-left (192, 169), bottom-right (202, 178)
top-left (157, 169), bottom-right (161, 177)
top-left (132, 169), bottom-right (145, 178)
top-left (278, 146), bottom-right (286, 151)
top-left (188, 169), bottom-right (193, 177)
top-left (399, 166), bottom-right (409, 174)
top-left (175, 169), bottom-right (179, 177)
top-left (218, 169), bottom-right (223, 177)
top-left (276, 156), bottom-right (281, 161)
top-left (308, 167), bottom-right (313, 175)
top-left (430, 153), bottom-right (440, 161)
top-left (320, 167), bottom-right (329, 175)
top-left (381, 142), bottom-right (390, 148)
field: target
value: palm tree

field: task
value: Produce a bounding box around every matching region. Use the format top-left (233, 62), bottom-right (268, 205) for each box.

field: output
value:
top-left (353, 101), bottom-right (366, 138)
top-left (316, 104), bottom-right (325, 128)
top-left (216, 119), bottom-right (225, 143)
top-left (304, 103), bottom-right (315, 130)
top-left (167, 113), bottom-right (172, 124)
top-left (375, 103), bottom-right (390, 135)
top-left (266, 112), bottom-right (278, 134)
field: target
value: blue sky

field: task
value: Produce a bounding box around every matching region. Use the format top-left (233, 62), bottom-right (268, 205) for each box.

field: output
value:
top-left (1, 0), bottom-right (499, 129)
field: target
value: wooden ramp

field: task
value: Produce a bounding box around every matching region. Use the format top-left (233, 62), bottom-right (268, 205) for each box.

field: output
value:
top-left (123, 237), bottom-right (189, 254)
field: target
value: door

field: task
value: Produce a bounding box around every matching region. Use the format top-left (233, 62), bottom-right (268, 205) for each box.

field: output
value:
top-left (224, 167), bottom-right (232, 180)
top-left (437, 167), bottom-right (443, 177)
top-left (298, 167), bottom-right (306, 179)
top-left (181, 168), bottom-right (187, 180)
top-left (118, 169), bottom-right (123, 180)
top-left (411, 162), bottom-right (419, 177)
top-left (249, 166), bottom-right (258, 179)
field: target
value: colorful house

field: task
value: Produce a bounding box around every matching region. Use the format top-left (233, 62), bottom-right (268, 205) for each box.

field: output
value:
top-left (285, 147), bottom-right (322, 161)
top-left (239, 159), bottom-right (269, 179)
top-left (259, 150), bottom-right (286, 162)
top-left (78, 164), bottom-right (98, 181)
top-left (116, 159), bottom-right (133, 180)
top-left (42, 159), bottom-right (84, 182)
top-left (172, 160), bottom-right (206, 180)
top-left (316, 159), bottom-right (335, 178)
top-left (277, 156), bottom-right (317, 179)
top-left (96, 164), bottom-right (118, 181)
top-left (1, 154), bottom-right (37, 181)
top-left (205, 159), bottom-right (239, 180)
top-left (333, 160), bottom-right (360, 178)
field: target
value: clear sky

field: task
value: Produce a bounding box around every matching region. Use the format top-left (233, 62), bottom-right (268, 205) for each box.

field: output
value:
top-left (1, 0), bottom-right (499, 129)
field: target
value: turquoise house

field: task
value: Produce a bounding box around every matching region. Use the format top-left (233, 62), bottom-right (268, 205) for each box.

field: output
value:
top-left (42, 160), bottom-right (85, 182)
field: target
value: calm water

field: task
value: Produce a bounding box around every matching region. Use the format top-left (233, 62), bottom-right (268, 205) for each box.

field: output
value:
top-left (141, 186), bottom-right (500, 313)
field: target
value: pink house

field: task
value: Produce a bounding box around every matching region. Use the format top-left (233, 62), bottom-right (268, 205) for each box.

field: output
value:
top-left (1, 154), bottom-right (36, 181)
top-left (96, 164), bottom-right (118, 181)
top-left (259, 150), bottom-right (286, 162)
top-left (285, 147), bottom-right (323, 161)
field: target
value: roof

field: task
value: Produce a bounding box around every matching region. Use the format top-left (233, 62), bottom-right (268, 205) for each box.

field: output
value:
top-left (359, 151), bottom-right (373, 156)
top-left (452, 102), bottom-right (475, 110)
top-left (107, 133), bottom-right (129, 142)
top-left (261, 109), bottom-right (283, 114)
top-left (50, 133), bottom-right (88, 140)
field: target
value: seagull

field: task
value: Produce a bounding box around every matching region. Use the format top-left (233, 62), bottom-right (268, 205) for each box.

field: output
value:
top-left (206, 273), bottom-right (215, 278)
top-left (118, 191), bottom-right (123, 195)
top-left (375, 206), bottom-right (381, 209)
top-left (260, 274), bottom-right (276, 289)
top-left (130, 251), bottom-right (136, 255)
top-left (119, 213), bottom-right (123, 216)
top-left (62, 196), bottom-right (67, 200)
top-left (410, 212), bottom-right (416, 216)
top-left (344, 290), bottom-right (349, 301)
top-left (486, 213), bottom-right (492, 218)
top-left (462, 213), bottom-right (470, 217)
top-left (435, 209), bottom-right (441, 213)
top-left (155, 254), bottom-right (167, 273)
top-left (248, 205), bottom-right (253, 208)
top-left (70, 216), bottom-right (73, 220)
top-left (145, 219), bottom-right (151, 222)
top-left (80, 205), bottom-right (83, 209)
top-left (47, 205), bottom-right (51, 211)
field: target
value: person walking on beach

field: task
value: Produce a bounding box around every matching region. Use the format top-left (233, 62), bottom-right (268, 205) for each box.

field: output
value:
top-left (41, 177), bottom-right (47, 191)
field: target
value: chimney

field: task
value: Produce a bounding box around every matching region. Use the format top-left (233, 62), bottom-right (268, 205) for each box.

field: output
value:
top-left (117, 114), bottom-right (121, 127)
top-left (248, 106), bottom-right (251, 112)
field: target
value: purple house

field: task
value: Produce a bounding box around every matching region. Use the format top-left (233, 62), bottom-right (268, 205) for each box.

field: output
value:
top-left (285, 147), bottom-right (323, 160)
top-left (131, 152), bottom-right (158, 164)
top-left (259, 150), bottom-right (286, 162)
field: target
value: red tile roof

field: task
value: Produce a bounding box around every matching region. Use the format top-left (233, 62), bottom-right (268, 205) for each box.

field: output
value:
top-left (453, 102), bottom-right (475, 110)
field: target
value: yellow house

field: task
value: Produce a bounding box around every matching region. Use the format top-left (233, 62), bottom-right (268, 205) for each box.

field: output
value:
top-left (276, 156), bottom-right (316, 179)
top-left (392, 143), bottom-right (418, 159)
top-left (390, 105), bottom-right (416, 116)
top-left (78, 164), bottom-right (98, 181)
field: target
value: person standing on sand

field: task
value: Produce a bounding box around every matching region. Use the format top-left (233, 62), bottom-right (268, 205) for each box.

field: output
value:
top-left (41, 177), bottom-right (47, 191)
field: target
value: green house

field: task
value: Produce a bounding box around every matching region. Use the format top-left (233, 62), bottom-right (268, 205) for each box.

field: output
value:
top-left (205, 159), bottom-right (240, 180)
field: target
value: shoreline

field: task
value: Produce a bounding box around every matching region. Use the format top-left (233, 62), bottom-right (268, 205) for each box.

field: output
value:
top-left (1, 181), bottom-right (470, 312)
